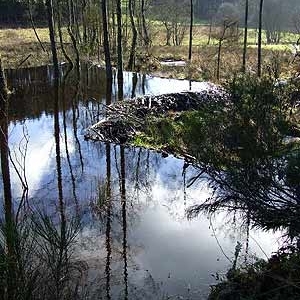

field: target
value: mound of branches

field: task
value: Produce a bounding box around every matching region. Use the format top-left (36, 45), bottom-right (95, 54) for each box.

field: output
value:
top-left (85, 87), bottom-right (228, 144)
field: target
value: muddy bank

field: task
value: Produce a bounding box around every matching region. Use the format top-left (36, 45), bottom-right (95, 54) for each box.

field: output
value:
top-left (85, 85), bottom-right (228, 145)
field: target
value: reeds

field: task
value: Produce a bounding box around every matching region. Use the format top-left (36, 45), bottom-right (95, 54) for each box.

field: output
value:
top-left (0, 210), bottom-right (87, 300)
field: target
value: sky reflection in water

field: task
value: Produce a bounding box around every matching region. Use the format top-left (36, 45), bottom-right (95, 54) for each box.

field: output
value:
top-left (4, 65), bottom-right (282, 299)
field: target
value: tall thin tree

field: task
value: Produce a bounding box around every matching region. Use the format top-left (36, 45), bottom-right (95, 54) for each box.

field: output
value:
top-left (0, 55), bottom-right (14, 300)
top-left (127, 0), bottom-right (137, 70)
top-left (188, 0), bottom-right (193, 61)
top-left (141, 0), bottom-right (150, 47)
top-left (45, 0), bottom-right (59, 82)
top-left (242, 0), bottom-right (249, 72)
top-left (116, 0), bottom-right (124, 99)
top-left (101, 0), bottom-right (113, 95)
top-left (258, 0), bottom-right (264, 77)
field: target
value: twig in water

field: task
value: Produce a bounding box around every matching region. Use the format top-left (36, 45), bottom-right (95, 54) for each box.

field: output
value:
top-left (210, 216), bottom-right (233, 263)
top-left (17, 54), bottom-right (32, 69)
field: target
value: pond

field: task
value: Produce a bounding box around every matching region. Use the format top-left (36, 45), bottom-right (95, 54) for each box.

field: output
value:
top-left (2, 64), bottom-right (281, 299)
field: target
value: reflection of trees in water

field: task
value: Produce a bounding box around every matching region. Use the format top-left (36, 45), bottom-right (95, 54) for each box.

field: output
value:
top-left (2, 64), bottom-right (250, 299)
top-left (105, 143), bottom-right (112, 300)
top-left (87, 144), bottom-right (185, 299)
top-left (62, 65), bottom-right (78, 206)
top-left (185, 77), bottom-right (300, 240)
top-left (0, 63), bottom-right (86, 299)
top-left (120, 145), bottom-right (128, 299)
top-left (6, 64), bottom-right (150, 126)
top-left (188, 145), bottom-right (300, 238)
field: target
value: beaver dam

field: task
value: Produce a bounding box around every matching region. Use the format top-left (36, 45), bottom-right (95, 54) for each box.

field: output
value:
top-left (85, 86), bottom-right (228, 146)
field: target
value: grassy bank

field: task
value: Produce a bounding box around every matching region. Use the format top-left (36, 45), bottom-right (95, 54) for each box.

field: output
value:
top-left (0, 25), bottom-right (298, 82)
top-left (0, 27), bottom-right (51, 68)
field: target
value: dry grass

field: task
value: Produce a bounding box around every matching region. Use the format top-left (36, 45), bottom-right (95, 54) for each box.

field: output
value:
top-left (0, 24), bottom-right (298, 81)
top-left (0, 27), bottom-right (71, 68)
top-left (146, 43), bottom-right (296, 82)
top-left (142, 23), bottom-right (299, 81)
top-left (0, 28), bottom-right (49, 68)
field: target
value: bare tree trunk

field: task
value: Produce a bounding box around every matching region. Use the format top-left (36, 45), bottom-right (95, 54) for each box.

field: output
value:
top-left (217, 38), bottom-right (222, 80)
top-left (188, 0), bottom-right (193, 61)
top-left (28, 0), bottom-right (47, 53)
top-left (116, 0), bottom-right (123, 99)
top-left (67, 0), bottom-right (80, 74)
top-left (0, 56), bottom-right (14, 300)
top-left (45, 0), bottom-right (59, 82)
top-left (57, 0), bottom-right (73, 68)
top-left (111, 1), bottom-right (116, 55)
top-left (258, 0), bottom-right (264, 77)
top-left (141, 0), bottom-right (150, 48)
top-left (127, 0), bottom-right (137, 70)
top-left (207, 17), bottom-right (213, 45)
top-left (216, 23), bottom-right (227, 80)
top-left (101, 0), bottom-right (113, 82)
top-left (242, 0), bottom-right (249, 72)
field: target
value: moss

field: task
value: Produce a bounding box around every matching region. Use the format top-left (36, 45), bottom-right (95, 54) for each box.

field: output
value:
top-left (132, 116), bottom-right (185, 152)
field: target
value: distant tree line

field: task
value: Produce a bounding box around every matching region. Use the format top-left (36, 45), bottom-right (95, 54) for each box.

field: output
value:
top-left (0, 0), bottom-right (46, 25)
top-left (1, 0), bottom-right (300, 36)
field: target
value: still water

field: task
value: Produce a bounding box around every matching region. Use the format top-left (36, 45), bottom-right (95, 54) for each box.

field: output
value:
top-left (4, 64), bottom-right (281, 299)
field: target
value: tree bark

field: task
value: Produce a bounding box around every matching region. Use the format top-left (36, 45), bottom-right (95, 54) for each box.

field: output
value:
top-left (141, 0), bottom-right (150, 47)
top-left (188, 0), bottom-right (193, 61)
top-left (45, 0), bottom-right (59, 82)
top-left (0, 56), bottom-right (14, 300)
top-left (258, 0), bottom-right (264, 77)
top-left (116, 0), bottom-right (123, 99)
top-left (242, 0), bottom-right (249, 72)
top-left (101, 0), bottom-right (113, 82)
top-left (127, 0), bottom-right (138, 70)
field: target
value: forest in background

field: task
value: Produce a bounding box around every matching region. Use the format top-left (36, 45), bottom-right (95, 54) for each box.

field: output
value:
top-left (0, 0), bottom-right (300, 82)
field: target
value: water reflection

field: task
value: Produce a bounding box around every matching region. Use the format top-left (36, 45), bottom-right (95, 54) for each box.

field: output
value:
top-left (105, 143), bottom-right (112, 300)
top-left (2, 64), bottom-right (282, 299)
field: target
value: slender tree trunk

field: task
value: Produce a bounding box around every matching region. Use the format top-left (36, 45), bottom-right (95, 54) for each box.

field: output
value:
top-left (257, 0), bottom-right (264, 77)
top-left (216, 24), bottom-right (227, 80)
top-left (82, 0), bottom-right (87, 43)
top-left (242, 0), bottom-right (249, 72)
top-left (141, 0), bottom-right (150, 47)
top-left (57, 0), bottom-right (73, 68)
top-left (0, 56), bottom-right (14, 300)
top-left (111, 1), bottom-right (116, 55)
top-left (188, 0), bottom-right (193, 61)
top-left (101, 0), bottom-right (112, 82)
top-left (127, 0), bottom-right (138, 70)
top-left (0, 57), bottom-right (12, 236)
top-left (67, 0), bottom-right (80, 74)
top-left (124, 0), bottom-right (129, 48)
top-left (217, 38), bottom-right (222, 80)
top-left (207, 17), bottom-right (212, 45)
top-left (28, 0), bottom-right (47, 53)
top-left (45, 0), bottom-right (59, 82)
top-left (116, 0), bottom-right (123, 99)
